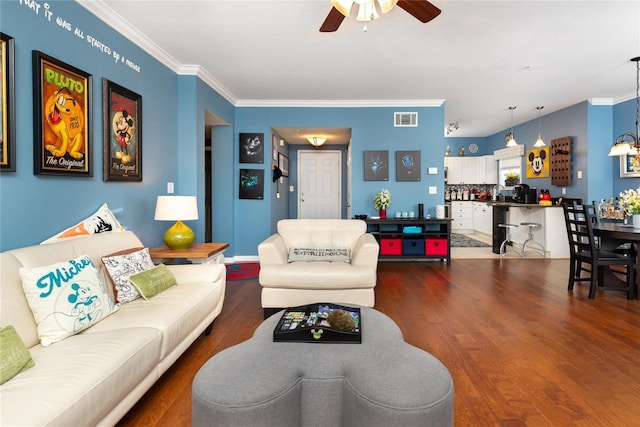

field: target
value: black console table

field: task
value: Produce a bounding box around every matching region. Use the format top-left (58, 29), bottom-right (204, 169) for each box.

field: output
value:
top-left (365, 218), bottom-right (451, 265)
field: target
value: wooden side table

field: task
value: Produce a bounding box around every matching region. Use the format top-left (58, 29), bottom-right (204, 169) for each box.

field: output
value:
top-left (149, 242), bottom-right (229, 264)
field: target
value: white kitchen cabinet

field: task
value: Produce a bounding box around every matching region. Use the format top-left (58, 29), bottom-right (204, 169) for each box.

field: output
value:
top-left (481, 155), bottom-right (497, 184)
top-left (472, 201), bottom-right (492, 235)
top-left (445, 156), bottom-right (496, 184)
top-left (451, 201), bottom-right (473, 231)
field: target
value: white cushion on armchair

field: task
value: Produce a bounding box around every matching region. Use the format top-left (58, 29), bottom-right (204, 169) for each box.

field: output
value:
top-left (258, 219), bottom-right (379, 309)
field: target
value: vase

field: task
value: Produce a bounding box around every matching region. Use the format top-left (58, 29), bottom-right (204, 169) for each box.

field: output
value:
top-left (379, 208), bottom-right (387, 219)
top-left (634, 215), bottom-right (640, 228)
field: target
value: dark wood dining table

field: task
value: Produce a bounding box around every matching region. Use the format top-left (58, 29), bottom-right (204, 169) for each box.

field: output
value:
top-left (592, 222), bottom-right (640, 298)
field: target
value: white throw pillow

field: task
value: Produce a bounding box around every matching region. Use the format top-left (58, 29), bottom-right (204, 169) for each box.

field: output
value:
top-left (288, 248), bottom-right (351, 263)
top-left (41, 203), bottom-right (125, 244)
top-left (102, 247), bottom-right (155, 304)
top-left (19, 255), bottom-right (118, 346)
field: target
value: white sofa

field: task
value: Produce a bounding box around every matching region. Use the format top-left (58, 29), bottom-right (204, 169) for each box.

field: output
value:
top-left (0, 231), bottom-right (226, 426)
top-left (258, 219), bottom-right (379, 316)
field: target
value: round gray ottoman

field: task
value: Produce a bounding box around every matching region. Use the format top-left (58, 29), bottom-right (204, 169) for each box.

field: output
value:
top-left (192, 307), bottom-right (453, 427)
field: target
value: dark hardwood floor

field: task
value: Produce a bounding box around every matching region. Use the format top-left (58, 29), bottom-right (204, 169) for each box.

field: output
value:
top-left (117, 259), bottom-right (640, 426)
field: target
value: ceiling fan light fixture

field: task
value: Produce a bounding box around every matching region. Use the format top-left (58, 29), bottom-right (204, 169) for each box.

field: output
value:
top-left (307, 136), bottom-right (327, 147)
top-left (533, 106), bottom-right (546, 147)
top-left (331, 0), bottom-right (353, 16)
top-left (377, 0), bottom-right (398, 14)
top-left (356, 0), bottom-right (379, 21)
top-left (609, 56), bottom-right (640, 156)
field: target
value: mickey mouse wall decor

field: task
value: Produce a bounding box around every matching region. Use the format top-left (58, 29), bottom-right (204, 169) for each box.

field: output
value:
top-left (526, 147), bottom-right (550, 178)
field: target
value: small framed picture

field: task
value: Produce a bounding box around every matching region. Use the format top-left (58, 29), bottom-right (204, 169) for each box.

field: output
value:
top-left (33, 51), bottom-right (93, 176)
top-left (396, 150), bottom-right (421, 181)
top-left (239, 132), bottom-right (264, 163)
top-left (102, 78), bottom-right (142, 182)
top-left (239, 168), bottom-right (264, 199)
top-left (620, 153), bottom-right (640, 177)
top-left (271, 133), bottom-right (278, 161)
top-left (278, 152), bottom-right (289, 177)
top-left (364, 150), bottom-right (388, 181)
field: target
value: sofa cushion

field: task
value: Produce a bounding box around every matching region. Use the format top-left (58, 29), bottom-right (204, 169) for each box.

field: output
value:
top-left (260, 262), bottom-right (376, 289)
top-left (102, 247), bottom-right (154, 303)
top-left (0, 326), bottom-right (162, 427)
top-left (288, 247), bottom-right (350, 263)
top-left (129, 264), bottom-right (177, 299)
top-left (0, 325), bottom-right (35, 384)
top-left (85, 273), bottom-right (225, 359)
top-left (41, 203), bottom-right (125, 244)
top-left (19, 255), bottom-right (118, 346)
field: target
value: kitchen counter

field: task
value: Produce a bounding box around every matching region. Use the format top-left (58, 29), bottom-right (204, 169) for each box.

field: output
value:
top-left (488, 201), bottom-right (557, 207)
top-left (491, 204), bottom-right (568, 257)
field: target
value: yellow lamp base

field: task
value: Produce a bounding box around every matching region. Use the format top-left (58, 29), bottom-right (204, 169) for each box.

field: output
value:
top-left (163, 220), bottom-right (195, 250)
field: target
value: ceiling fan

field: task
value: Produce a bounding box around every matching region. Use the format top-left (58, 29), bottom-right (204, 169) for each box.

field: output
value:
top-left (320, 0), bottom-right (441, 32)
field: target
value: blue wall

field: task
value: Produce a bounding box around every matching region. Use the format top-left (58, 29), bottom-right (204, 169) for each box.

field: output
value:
top-left (0, 0), bottom-right (181, 250)
top-left (234, 106), bottom-right (446, 255)
top-left (1, 0), bottom-right (637, 254)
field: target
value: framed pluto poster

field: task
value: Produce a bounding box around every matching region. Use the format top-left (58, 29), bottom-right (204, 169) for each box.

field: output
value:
top-left (1, 33), bottom-right (16, 172)
top-left (33, 51), bottom-right (93, 176)
top-left (102, 78), bottom-right (142, 182)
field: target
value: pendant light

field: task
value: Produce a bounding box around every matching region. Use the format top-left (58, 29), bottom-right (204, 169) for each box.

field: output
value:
top-left (533, 106), bottom-right (546, 147)
top-left (506, 106), bottom-right (518, 147)
top-left (609, 56), bottom-right (640, 156)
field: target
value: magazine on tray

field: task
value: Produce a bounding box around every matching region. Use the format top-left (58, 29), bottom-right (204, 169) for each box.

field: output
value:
top-left (273, 303), bottom-right (361, 343)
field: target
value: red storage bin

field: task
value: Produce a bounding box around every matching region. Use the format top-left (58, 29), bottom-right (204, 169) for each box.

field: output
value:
top-left (380, 238), bottom-right (402, 256)
top-left (425, 238), bottom-right (448, 256)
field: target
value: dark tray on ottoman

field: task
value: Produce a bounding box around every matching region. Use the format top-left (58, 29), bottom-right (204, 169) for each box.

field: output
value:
top-left (273, 303), bottom-right (361, 343)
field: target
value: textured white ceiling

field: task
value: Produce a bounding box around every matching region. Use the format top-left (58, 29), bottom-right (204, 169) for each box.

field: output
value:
top-left (82, 0), bottom-right (640, 139)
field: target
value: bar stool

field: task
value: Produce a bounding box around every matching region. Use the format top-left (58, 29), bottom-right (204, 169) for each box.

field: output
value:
top-left (521, 222), bottom-right (545, 257)
top-left (498, 223), bottom-right (521, 256)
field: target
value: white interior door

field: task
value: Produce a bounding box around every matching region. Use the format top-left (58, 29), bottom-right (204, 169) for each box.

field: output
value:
top-left (298, 150), bottom-right (341, 219)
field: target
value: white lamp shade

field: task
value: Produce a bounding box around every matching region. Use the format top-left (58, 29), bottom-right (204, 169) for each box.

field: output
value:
top-left (608, 142), bottom-right (632, 157)
top-left (377, 0), bottom-right (398, 13)
top-left (331, 0), bottom-right (353, 16)
top-left (154, 196), bottom-right (198, 221)
top-left (533, 136), bottom-right (546, 147)
top-left (356, 1), bottom-right (379, 21)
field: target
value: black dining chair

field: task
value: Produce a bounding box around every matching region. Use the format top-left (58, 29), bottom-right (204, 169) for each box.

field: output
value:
top-left (562, 202), bottom-right (636, 299)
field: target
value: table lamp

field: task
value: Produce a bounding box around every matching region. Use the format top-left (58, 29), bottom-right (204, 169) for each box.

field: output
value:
top-left (154, 195), bottom-right (198, 250)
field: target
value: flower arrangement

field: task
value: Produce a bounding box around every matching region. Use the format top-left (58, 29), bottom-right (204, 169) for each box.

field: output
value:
top-left (505, 172), bottom-right (520, 186)
top-left (618, 187), bottom-right (640, 215)
top-left (373, 189), bottom-right (391, 209)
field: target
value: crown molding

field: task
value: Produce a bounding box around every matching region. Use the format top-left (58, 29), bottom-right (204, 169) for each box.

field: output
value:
top-left (177, 65), bottom-right (238, 105)
top-left (77, 1), bottom-right (181, 71)
top-left (590, 90), bottom-right (636, 106)
top-left (235, 99), bottom-right (446, 108)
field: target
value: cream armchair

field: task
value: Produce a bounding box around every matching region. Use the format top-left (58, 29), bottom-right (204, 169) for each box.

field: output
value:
top-left (258, 219), bottom-right (379, 317)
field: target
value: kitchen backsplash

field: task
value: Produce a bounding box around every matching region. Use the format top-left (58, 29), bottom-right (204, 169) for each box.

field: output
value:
top-left (445, 184), bottom-right (512, 201)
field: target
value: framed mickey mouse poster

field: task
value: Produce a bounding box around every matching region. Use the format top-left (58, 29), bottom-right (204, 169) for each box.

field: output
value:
top-left (526, 147), bottom-right (550, 178)
top-left (102, 79), bottom-right (142, 182)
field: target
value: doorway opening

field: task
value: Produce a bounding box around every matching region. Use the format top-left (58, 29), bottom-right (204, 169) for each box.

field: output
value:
top-left (204, 110), bottom-right (230, 243)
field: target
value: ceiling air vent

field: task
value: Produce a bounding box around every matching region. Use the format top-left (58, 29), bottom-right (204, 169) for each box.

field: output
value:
top-left (394, 112), bottom-right (418, 127)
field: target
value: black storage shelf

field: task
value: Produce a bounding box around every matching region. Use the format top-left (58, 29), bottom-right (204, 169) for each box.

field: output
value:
top-left (365, 218), bottom-right (451, 265)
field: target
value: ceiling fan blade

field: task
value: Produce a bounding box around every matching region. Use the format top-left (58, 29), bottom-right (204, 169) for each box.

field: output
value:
top-left (397, 0), bottom-right (441, 23)
top-left (320, 7), bottom-right (346, 32)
